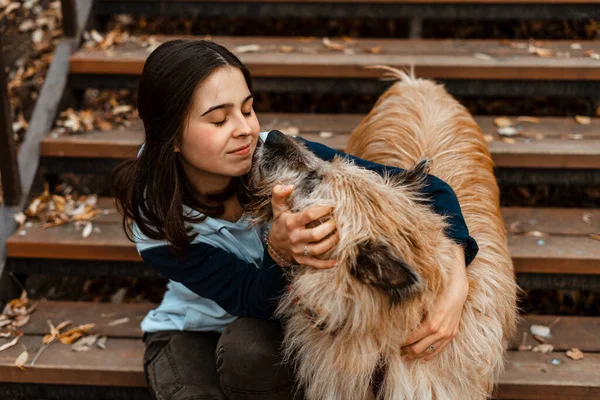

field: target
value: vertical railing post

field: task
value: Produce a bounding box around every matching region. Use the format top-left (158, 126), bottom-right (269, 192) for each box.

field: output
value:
top-left (61, 0), bottom-right (78, 37)
top-left (0, 33), bottom-right (22, 206)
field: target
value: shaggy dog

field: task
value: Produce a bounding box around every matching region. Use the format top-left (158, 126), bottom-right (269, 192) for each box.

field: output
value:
top-left (248, 68), bottom-right (518, 400)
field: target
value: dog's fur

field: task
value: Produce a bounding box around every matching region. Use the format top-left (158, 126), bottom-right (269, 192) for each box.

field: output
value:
top-left (247, 68), bottom-right (518, 400)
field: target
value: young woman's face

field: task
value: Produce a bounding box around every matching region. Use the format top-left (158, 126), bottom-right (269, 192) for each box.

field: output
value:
top-left (177, 66), bottom-right (260, 183)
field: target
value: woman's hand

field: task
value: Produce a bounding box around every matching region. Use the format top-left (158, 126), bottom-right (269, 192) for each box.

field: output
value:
top-left (268, 185), bottom-right (338, 269)
top-left (402, 245), bottom-right (469, 360)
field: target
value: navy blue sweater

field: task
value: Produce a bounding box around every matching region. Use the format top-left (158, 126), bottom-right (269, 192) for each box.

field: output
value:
top-left (141, 132), bottom-right (479, 320)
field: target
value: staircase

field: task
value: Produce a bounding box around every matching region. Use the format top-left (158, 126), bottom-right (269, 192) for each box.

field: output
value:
top-left (1, 1), bottom-right (599, 399)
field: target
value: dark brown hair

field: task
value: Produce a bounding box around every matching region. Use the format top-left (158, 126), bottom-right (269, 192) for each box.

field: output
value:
top-left (112, 40), bottom-right (253, 254)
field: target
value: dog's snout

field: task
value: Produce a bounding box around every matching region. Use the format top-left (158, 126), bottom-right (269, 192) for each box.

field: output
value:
top-left (264, 129), bottom-right (290, 148)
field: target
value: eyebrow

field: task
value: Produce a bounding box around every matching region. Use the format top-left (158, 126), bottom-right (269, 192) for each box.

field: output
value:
top-left (201, 94), bottom-right (254, 116)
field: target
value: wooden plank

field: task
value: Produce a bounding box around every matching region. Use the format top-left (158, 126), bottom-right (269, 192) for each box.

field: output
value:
top-left (0, 338), bottom-right (597, 399)
top-left (0, 335), bottom-right (146, 387)
top-left (6, 223), bottom-right (140, 262)
top-left (502, 208), bottom-right (600, 236)
top-left (496, 352), bottom-right (600, 400)
top-left (20, 301), bottom-right (154, 338)
top-left (18, 301), bottom-right (600, 351)
top-left (509, 236), bottom-right (600, 275)
top-left (509, 316), bottom-right (600, 352)
top-left (6, 205), bottom-right (600, 274)
top-left (41, 114), bottom-right (600, 168)
top-left (69, 37), bottom-right (600, 81)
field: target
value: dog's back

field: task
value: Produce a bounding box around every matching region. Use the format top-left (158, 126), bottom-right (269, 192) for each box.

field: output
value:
top-left (346, 69), bottom-right (518, 397)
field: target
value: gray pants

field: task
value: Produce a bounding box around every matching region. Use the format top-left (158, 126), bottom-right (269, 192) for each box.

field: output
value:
top-left (142, 317), bottom-right (301, 400)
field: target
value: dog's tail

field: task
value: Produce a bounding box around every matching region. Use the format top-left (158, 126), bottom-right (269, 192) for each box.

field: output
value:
top-left (365, 64), bottom-right (417, 83)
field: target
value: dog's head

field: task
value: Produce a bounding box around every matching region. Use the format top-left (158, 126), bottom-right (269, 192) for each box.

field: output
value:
top-left (247, 130), bottom-right (450, 306)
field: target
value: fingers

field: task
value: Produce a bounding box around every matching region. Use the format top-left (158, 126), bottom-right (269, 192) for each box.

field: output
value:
top-left (271, 185), bottom-right (294, 218)
top-left (423, 338), bottom-right (452, 361)
top-left (304, 231), bottom-right (339, 257)
top-left (403, 332), bottom-right (443, 360)
top-left (293, 205), bottom-right (334, 227)
top-left (290, 218), bottom-right (337, 248)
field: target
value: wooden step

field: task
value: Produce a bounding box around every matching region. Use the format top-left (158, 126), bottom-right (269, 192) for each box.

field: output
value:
top-left (0, 301), bottom-right (598, 399)
top-left (70, 36), bottom-right (600, 81)
top-left (41, 114), bottom-right (600, 169)
top-left (6, 201), bottom-right (600, 275)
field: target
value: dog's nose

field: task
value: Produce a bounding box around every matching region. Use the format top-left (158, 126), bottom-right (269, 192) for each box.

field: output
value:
top-left (265, 129), bottom-right (289, 147)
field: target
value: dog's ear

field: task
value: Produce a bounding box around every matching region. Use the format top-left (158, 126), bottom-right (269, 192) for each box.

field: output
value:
top-left (352, 241), bottom-right (418, 305)
top-left (390, 159), bottom-right (430, 186)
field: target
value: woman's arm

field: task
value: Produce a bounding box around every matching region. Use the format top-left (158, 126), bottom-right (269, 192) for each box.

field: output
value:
top-left (141, 242), bottom-right (285, 320)
top-left (294, 136), bottom-right (479, 266)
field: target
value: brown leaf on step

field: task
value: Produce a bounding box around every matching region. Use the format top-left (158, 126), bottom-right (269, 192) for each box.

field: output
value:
top-left (575, 115), bottom-right (591, 125)
top-left (58, 323), bottom-right (96, 344)
top-left (96, 117), bottom-right (113, 131)
top-left (12, 314), bottom-right (30, 328)
top-left (566, 133), bottom-right (584, 140)
top-left (0, 336), bottom-right (20, 352)
top-left (566, 348), bottom-right (584, 360)
top-left (532, 334), bottom-right (547, 343)
top-left (55, 320), bottom-right (72, 332)
top-left (583, 49), bottom-right (600, 60)
top-left (342, 36), bottom-right (354, 44)
top-left (524, 231), bottom-right (547, 237)
top-left (322, 37), bottom-right (345, 52)
top-left (582, 213), bottom-right (593, 223)
top-left (534, 48), bottom-right (555, 57)
top-left (500, 137), bottom-right (516, 145)
top-left (518, 344), bottom-right (532, 351)
top-left (363, 46), bottom-right (383, 54)
top-left (483, 134), bottom-right (494, 143)
top-left (589, 233), bottom-right (600, 241)
top-left (279, 45), bottom-right (295, 53)
top-left (532, 344), bottom-right (553, 354)
top-left (517, 116), bottom-right (541, 124)
top-left (508, 221), bottom-right (522, 234)
top-left (494, 117), bottom-right (512, 128)
top-left (15, 349), bottom-right (28, 370)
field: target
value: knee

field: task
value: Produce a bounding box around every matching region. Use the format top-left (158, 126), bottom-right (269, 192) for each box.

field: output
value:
top-left (216, 318), bottom-right (294, 395)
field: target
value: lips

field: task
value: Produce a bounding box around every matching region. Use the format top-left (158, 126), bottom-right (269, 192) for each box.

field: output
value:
top-left (229, 143), bottom-right (251, 153)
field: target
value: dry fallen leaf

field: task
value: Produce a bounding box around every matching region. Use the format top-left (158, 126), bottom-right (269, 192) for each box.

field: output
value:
top-left (582, 213), bottom-right (593, 223)
top-left (322, 37), bottom-right (345, 52)
top-left (319, 131), bottom-right (334, 139)
top-left (494, 117), bottom-right (512, 128)
top-left (72, 334), bottom-right (99, 352)
top-left (363, 46), bottom-right (383, 54)
top-left (534, 47), bottom-right (554, 58)
top-left (532, 344), bottom-right (554, 354)
top-left (530, 324), bottom-right (552, 339)
top-left (474, 52), bottom-right (493, 61)
top-left (500, 137), bottom-right (517, 145)
top-left (14, 212), bottom-right (26, 227)
top-left (498, 126), bottom-right (518, 137)
top-left (566, 348), bottom-right (584, 360)
top-left (589, 233), bottom-right (600, 241)
top-left (235, 44), bottom-right (261, 54)
top-left (108, 317), bottom-right (130, 327)
top-left (483, 134), bottom-right (494, 143)
top-left (575, 115), bottom-right (591, 125)
top-left (279, 45), bottom-right (294, 53)
top-left (0, 336), bottom-right (20, 352)
top-left (524, 231), bottom-right (547, 237)
top-left (15, 349), bottom-right (28, 370)
top-left (584, 49), bottom-right (600, 60)
top-left (517, 116), bottom-right (541, 124)
top-left (82, 222), bottom-right (93, 238)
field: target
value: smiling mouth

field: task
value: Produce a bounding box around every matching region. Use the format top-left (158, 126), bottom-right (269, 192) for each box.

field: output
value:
top-left (229, 143), bottom-right (251, 153)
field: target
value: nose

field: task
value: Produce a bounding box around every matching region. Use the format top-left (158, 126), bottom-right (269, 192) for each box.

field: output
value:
top-left (264, 129), bottom-right (289, 147)
top-left (232, 111), bottom-right (253, 137)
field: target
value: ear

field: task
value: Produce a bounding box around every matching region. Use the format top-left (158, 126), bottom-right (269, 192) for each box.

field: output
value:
top-left (352, 241), bottom-right (418, 305)
top-left (390, 159), bottom-right (430, 186)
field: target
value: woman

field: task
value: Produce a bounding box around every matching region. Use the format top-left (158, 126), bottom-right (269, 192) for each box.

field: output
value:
top-left (112, 39), bottom-right (478, 400)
